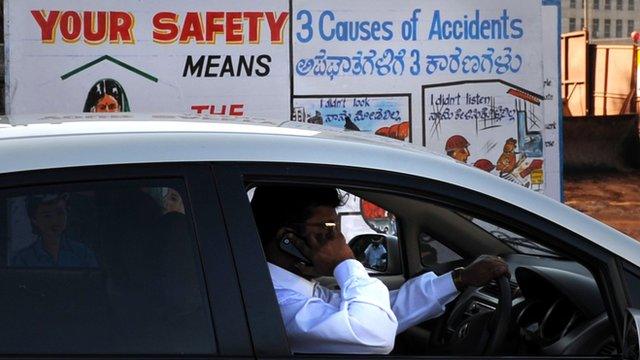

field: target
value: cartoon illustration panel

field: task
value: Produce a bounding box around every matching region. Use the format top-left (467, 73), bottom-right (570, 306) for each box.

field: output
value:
top-left (293, 95), bottom-right (411, 142)
top-left (423, 80), bottom-right (545, 191)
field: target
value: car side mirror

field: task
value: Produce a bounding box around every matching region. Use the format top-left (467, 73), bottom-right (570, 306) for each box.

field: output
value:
top-left (348, 234), bottom-right (400, 274)
top-left (624, 309), bottom-right (640, 359)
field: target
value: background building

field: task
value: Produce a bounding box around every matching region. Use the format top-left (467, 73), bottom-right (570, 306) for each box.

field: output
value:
top-left (562, 0), bottom-right (638, 42)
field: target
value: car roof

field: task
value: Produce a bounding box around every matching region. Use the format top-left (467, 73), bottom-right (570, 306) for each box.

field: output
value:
top-left (2, 113), bottom-right (639, 265)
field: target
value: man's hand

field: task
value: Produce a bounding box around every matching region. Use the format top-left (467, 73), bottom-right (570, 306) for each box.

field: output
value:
top-left (283, 229), bottom-right (355, 276)
top-left (455, 255), bottom-right (510, 290)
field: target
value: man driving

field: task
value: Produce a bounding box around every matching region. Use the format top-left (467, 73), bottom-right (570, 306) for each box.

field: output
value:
top-left (251, 185), bottom-right (509, 354)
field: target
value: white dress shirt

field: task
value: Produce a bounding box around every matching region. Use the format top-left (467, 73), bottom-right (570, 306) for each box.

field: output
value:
top-left (268, 259), bottom-right (459, 354)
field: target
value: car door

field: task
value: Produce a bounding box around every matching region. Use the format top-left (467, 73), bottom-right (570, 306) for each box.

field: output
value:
top-left (0, 163), bottom-right (253, 358)
top-left (213, 161), bottom-right (631, 360)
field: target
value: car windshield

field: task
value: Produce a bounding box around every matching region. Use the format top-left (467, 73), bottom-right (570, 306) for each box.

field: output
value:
top-left (469, 217), bottom-right (561, 258)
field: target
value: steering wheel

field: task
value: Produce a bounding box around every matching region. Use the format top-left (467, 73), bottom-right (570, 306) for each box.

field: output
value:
top-left (429, 275), bottom-right (512, 355)
top-left (483, 276), bottom-right (512, 354)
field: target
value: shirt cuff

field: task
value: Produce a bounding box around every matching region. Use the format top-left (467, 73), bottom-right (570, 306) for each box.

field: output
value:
top-left (333, 259), bottom-right (369, 286)
top-left (434, 271), bottom-right (459, 299)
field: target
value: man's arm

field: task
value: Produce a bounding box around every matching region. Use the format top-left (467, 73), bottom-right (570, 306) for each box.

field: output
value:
top-left (389, 271), bottom-right (458, 333)
top-left (276, 259), bottom-right (398, 354)
top-left (390, 255), bottom-right (509, 333)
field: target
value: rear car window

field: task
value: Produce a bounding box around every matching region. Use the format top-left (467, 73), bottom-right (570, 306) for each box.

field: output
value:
top-left (0, 179), bottom-right (215, 354)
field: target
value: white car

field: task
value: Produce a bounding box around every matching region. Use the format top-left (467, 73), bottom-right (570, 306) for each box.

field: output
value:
top-left (0, 113), bottom-right (638, 358)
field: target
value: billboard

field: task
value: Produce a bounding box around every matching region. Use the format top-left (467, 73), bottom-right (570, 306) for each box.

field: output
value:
top-left (5, 1), bottom-right (290, 118)
top-left (291, 0), bottom-right (560, 198)
top-left (4, 0), bottom-right (561, 200)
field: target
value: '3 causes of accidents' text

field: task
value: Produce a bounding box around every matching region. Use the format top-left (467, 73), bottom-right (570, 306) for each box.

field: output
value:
top-left (295, 8), bottom-right (526, 80)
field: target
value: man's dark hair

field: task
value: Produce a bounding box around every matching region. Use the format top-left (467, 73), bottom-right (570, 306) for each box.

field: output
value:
top-left (26, 194), bottom-right (67, 220)
top-left (251, 185), bottom-right (343, 245)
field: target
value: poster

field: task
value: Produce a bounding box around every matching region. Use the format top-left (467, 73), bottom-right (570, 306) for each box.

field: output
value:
top-left (423, 80), bottom-right (545, 190)
top-left (293, 95), bottom-right (411, 141)
top-left (5, 0), bottom-right (562, 200)
top-left (5, 1), bottom-right (291, 118)
top-left (291, 0), bottom-right (560, 197)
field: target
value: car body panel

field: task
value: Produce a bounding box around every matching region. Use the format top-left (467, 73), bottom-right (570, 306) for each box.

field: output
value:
top-left (0, 114), bottom-right (638, 266)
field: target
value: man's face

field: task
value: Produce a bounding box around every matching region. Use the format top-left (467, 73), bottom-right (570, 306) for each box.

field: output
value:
top-left (451, 147), bottom-right (470, 163)
top-left (302, 206), bottom-right (343, 245)
top-left (32, 199), bottom-right (67, 239)
top-left (163, 188), bottom-right (185, 214)
top-left (95, 94), bottom-right (120, 113)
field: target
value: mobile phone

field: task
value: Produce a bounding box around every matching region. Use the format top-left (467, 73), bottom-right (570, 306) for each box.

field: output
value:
top-left (279, 235), bottom-right (312, 265)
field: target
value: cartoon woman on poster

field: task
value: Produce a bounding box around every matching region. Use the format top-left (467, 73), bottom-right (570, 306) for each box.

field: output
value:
top-left (83, 78), bottom-right (130, 113)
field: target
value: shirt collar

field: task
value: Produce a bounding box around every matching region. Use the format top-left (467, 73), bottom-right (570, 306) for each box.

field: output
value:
top-left (33, 236), bottom-right (72, 263)
top-left (267, 262), bottom-right (316, 298)
top-left (32, 240), bottom-right (52, 263)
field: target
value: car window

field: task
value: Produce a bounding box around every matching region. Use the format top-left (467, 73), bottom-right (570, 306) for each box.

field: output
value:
top-left (468, 216), bottom-right (561, 257)
top-left (419, 233), bottom-right (463, 267)
top-left (0, 180), bottom-right (215, 354)
top-left (245, 177), bottom-right (617, 357)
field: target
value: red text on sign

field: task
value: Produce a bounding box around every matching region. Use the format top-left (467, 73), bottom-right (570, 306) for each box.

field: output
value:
top-left (191, 104), bottom-right (245, 116)
top-left (31, 10), bottom-right (135, 44)
top-left (152, 11), bottom-right (289, 44)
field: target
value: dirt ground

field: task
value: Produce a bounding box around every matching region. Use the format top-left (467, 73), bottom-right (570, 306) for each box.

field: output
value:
top-left (564, 171), bottom-right (640, 240)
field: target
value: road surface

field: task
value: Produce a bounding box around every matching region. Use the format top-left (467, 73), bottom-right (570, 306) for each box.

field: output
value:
top-left (565, 171), bottom-right (640, 240)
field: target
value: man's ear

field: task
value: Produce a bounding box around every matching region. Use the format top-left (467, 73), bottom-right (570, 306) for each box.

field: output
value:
top-left (275, 227), bottom-right (299, 243)
top-left (274, 228), bottom-right (288, 242)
